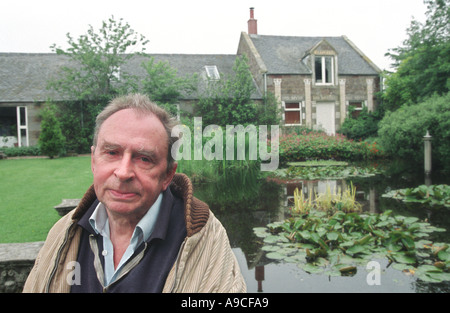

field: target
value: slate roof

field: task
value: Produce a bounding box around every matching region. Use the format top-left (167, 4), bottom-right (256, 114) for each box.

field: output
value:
top-left (0, 53), bottom-right (262, 102)
top-left (0, 53), bottom-right (70, 102)
top-left (248, 35), bottom-right (381, 75)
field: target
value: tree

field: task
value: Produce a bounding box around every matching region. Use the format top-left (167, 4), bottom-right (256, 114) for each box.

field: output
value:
top-left (48, 16), bottom-right (149, 152)
top-left (383, 0), bottom-right (450, 110)
top-left (195, 55), bottom-right (261, 126)
top-left (39, 103), bottom-right (66, 158)
top-left (141, 57), bottom-right (197, 116)
top-left (378, 93), bottom-right (450, 170)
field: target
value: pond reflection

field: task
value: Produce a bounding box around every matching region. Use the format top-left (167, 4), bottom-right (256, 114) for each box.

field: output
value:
top-left (192, 163), bottom-right (450, 293)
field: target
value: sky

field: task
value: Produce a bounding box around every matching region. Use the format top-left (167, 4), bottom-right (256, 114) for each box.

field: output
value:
top-left (0, 0), bottom-right (428, 71)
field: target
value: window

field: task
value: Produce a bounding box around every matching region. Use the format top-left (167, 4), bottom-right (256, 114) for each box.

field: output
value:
top-left (16, 106), bottom-right (29, 147)
top-left (284, 102), bottom-right (302, 126)
top-left (204, 65), bottom-right (220, 80)
top-left (315, 56), bottom-right (334, 85)
top-left (348, 101), bottom-right (365, 118)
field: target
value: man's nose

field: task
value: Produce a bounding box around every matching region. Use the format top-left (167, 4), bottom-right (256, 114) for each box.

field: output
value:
top-left (114, 154), bottom-right (135, 181)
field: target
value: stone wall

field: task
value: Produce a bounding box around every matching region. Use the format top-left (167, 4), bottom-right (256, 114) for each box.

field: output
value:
top-left (0, 199), bottom-right (78, 293)
top-left (0, 241), bottom-right (44, 293)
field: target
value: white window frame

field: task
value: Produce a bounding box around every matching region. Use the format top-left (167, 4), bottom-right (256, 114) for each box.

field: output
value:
top-left (16, 106), bottom-right (29, 147)
top-left (204, 65), bottom-right (220, 80)
top-left (314, 56), bottom-right (335, 86)
top-left (283, 101), bottom-right (303, 126)
top-left (346, 100), bottom-right (366, 117)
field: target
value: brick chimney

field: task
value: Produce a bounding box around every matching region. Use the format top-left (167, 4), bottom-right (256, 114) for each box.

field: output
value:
top-left (248, 7), bottom-right (257, 35)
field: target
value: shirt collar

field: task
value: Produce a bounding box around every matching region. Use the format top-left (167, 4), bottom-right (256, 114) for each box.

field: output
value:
top-left (89, 193), bottom-right (163, 243)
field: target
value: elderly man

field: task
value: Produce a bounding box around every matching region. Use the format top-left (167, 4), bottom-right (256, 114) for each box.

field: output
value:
top-left (23, 94), bottom-right (246, 293)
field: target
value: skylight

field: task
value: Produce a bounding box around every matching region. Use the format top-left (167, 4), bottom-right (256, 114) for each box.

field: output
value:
top-left (204, 65), bottom-right (220, 80)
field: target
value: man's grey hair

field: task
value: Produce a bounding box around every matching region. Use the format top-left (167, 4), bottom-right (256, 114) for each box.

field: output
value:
top-left (93, 93), bottom-right (179, 172)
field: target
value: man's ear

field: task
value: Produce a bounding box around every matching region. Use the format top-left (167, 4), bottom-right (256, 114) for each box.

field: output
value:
top-left (162, 162), bottom-right (177, 191)
top-left (90, 146), bottom-right (95, 174)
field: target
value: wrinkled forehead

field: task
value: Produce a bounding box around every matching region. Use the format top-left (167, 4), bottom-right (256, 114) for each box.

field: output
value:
top-left (97, 109), bottom-right (169, 151)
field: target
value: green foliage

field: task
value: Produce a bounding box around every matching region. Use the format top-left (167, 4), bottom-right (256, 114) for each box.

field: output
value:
top-left (54, 101), bottom-right (93, 153)
top-left (378, 93), bottom-right (450, 169)
top-left (254, 209), bottom-right (449, 281)
top-left (195, 55), bottom-right (279, 126)
top-left (283, 164), bottom-right (381, 180)
top-left (279, 130), bottom-right (383, 166)
top-left (38, 104), bottom-right (66, 158)
top-left (48, 16), bottom-right (149, 153)
top-left (256, 92), bottom-right (282, 126)
top-left (340, 107), bottom-right (381, 140)
top-left (49, 16), bottom-right (148, 102)
top-left (383, 184), bottom-right (450, 208)
top-left (0, 146), bottom-right (41, 157)
top-left (383, 0), bottom-right (450, 109)
top-left (291, 182), bottom-right (361, 216)
top-left (141, 57), bottom-right (197, 116)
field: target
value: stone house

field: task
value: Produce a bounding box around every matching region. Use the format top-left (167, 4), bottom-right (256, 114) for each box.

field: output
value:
top-left (0, 8), bottom-right (381, 147)
top-left (238, 8), bottom-right (382, 135)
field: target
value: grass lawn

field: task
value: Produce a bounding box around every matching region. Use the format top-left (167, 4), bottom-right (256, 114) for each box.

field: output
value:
top-left (0, 156), bottom-right (93, 243)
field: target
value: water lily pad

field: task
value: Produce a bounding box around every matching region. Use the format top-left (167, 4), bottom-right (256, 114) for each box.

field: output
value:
top-left (264, 235), bottom-right (282, 244)
top-left (392, 263), bottom-right (415, 272)
top-left (391, 253), bottom-right (416, 264)
top-left (324, 269), bottom-right (342, 277)
top-left (284, 253), bottom-right (306, 263)
top-left (346, 245), bottom-right (367, 256)
top-left (425, 272), bottom-right (450, 282)
top-left (266, 252), bottom-right (287, 260)
top-left (326, 232), bottom-right (340, 241)
top-left (299, 263), bottom-right (325, 274)
top-left (261, 245), bottom-right (280, 252)
top-left (438, 250), bottom-right (450, 262)
top-left (415, 265), bottom-right (450, 282)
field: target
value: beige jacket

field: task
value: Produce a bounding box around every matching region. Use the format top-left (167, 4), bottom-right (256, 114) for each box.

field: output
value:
top-left (23, 173), bottom-right (246, 293)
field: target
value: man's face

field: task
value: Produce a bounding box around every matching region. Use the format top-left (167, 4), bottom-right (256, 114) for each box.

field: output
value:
top-left (91, 108), bottom-right (176, 220)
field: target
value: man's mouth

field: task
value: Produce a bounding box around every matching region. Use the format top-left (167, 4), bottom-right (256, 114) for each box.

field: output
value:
top-left (109, 189), bottom-right (138, 200)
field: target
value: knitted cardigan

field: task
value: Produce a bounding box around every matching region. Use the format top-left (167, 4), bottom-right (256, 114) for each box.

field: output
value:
top-left (23, 173), bottom-right (246, 293)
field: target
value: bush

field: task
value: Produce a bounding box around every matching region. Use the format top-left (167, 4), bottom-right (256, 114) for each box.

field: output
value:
top-left (340, 107), bottom-right (380, 140)
top-left (278, 130), bottom-right (383, 166)
top-left (378, 93), bottom-right (450, 169)
top-left (195, 55), bottom-right (261, 127)
top-left (39, 103), bottom-right (66, 158)
top-left (0, 146), bottom-right (41, 157)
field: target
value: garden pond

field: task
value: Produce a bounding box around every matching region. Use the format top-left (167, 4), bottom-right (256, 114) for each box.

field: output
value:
top-left (192, 161), bottom-right (450, 293)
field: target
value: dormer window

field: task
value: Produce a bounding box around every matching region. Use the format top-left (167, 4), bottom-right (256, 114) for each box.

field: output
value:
top-left (315, 56), bottom-right (334, 85)
top-left (204, 65), bottom-right (220, 80)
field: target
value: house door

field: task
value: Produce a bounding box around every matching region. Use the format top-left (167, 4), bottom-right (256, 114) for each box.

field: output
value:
top-left (315, 102), bottom-right (335, 135)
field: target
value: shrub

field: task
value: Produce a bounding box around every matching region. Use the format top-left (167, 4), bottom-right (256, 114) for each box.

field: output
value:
top-left (0, 146), bottom-right (41, 157)
top-left (278, 130), bottom-right (383, 166)
top-left (195, 55), bottom-right (269, 127)
top-left (39, 103), bottom-right (66, 158)
top-left (378, 93), bottom-right (450, 169)
top-left (340, 107), bottom-right (380, 140)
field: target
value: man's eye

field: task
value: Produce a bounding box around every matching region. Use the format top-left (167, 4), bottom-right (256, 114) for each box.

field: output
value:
top-left (140, 156), bottom-right (151, 163)
top-left (104, 150), bottom-right (119, 157)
